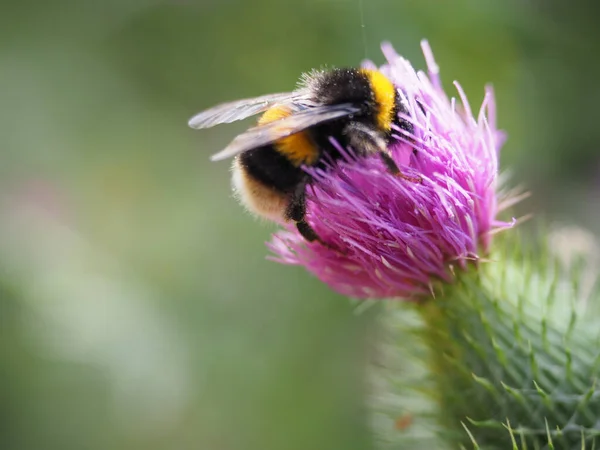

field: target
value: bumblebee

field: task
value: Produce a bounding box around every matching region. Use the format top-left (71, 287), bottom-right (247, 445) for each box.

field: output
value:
top-left (188, 68), bottom-right (421, 245)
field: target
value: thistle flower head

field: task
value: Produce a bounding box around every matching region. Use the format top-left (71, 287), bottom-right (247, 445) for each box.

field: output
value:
top-left (269, 41), bottom-right (513, 299)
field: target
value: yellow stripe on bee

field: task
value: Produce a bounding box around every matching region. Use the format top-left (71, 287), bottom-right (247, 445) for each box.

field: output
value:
top-left (258, 106), bottom-right (319, 166)
top-left (360, 69), bottom-right (396, 132)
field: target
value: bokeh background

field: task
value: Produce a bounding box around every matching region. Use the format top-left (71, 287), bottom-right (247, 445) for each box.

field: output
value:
top-left (2, 0), bottom-right (600, 449)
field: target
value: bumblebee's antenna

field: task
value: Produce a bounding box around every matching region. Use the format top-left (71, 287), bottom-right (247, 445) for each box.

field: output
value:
top-left (358, 0), bottom-right (369, 61)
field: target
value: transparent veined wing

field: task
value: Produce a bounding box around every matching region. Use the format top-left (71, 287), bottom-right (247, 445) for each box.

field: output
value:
top-left (188, 91), bottom-right (308, 129)
top-left (210, 103), bottom-right (361, 161)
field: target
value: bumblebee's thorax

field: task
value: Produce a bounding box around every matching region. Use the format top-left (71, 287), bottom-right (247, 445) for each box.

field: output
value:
top-left (306, 68), bottom-right (399, 133)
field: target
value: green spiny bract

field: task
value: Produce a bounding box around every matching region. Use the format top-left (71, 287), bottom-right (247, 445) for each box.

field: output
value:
top-left (373, 234), bottom-right (600, 450)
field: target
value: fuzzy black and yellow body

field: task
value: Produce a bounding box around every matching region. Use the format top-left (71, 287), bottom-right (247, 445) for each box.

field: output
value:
top-left (188, 68), bottom-right (420, 245)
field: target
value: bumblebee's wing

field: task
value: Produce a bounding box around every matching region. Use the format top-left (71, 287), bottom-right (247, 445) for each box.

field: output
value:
top-left (188, 91), bottom-right (308, 129)
top-left (210, 103), bottom-right (361, 161)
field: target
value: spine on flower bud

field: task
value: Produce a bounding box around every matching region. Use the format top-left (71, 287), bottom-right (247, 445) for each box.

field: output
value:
top-left (374, 234), bottom-right (600, 449)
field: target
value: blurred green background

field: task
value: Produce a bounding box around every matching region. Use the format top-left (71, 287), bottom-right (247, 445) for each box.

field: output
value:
top-left (2, 0), bottom-right (600, 449)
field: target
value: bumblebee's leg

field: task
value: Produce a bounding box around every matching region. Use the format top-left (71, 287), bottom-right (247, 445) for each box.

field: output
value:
top-left (296, 220), bottom-right (321, 243)
top-left (398, 97), bottom-right (423, 156)
top-left (378, 151), bottom-right (422, 183)
top-left (285, 177), bottom-right (308, 223)
top-left (285, 178), bottom-right (323, 244)
top-left (344, 121), bottom-right (422, 183)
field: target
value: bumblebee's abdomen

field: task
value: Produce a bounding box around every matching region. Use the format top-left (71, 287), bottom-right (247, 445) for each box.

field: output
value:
top-left (259, 106), bottom-right (320, 167)
top-left (238, 145), bottom-right (305, 194)
top-left (233, 145), bottom-right (305, 222)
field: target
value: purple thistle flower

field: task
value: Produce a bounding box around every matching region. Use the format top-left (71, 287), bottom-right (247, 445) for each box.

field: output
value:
top-left (268, 40), bottom-right (513, 299)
